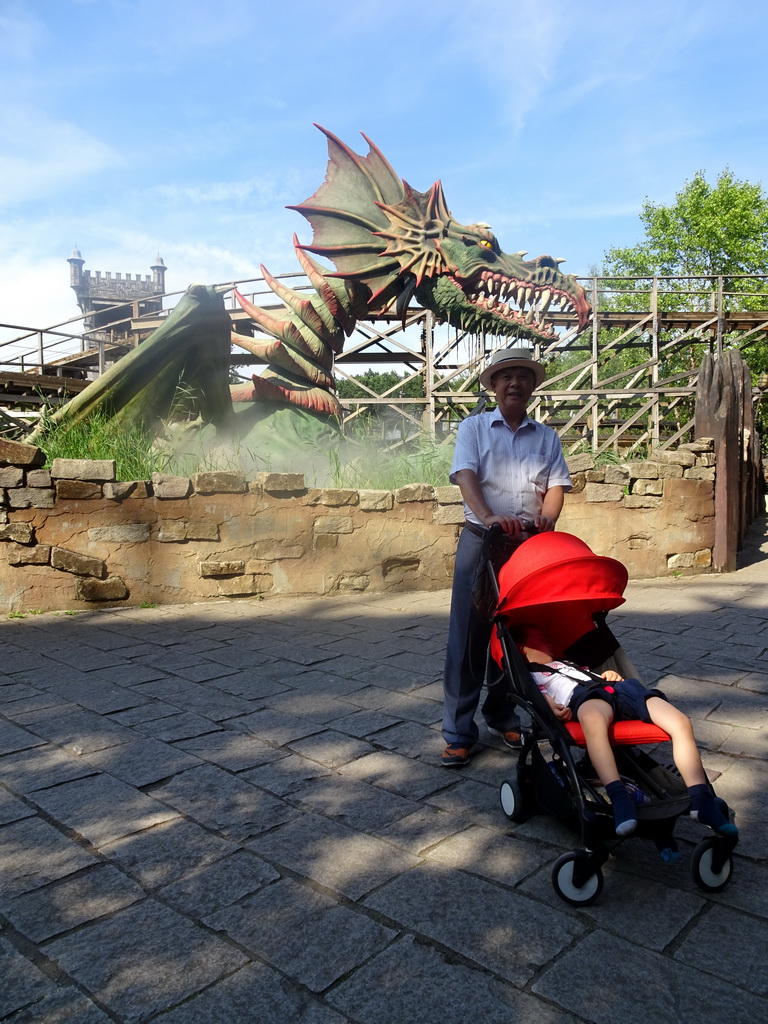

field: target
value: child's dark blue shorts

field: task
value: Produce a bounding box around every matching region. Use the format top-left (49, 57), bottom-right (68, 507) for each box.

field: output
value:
top-left (569, 677), bottom-right (667, 723)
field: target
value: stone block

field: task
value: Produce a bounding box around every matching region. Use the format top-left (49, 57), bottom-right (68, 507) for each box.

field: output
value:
top-left (433, 504), bottom-right (465, 525)
top-left (668, 551), bottom-right (694, 569)
top-left (584, 482), bottom-right (624, 502)
top-left (313, 516), bottom-right (354, 535)
top-left (51, 547), bottom-right (106, 578)
top-left (0, 438), bottom-right (45, 467)
top-left (198, 560), bottom-right (246, 577)
top-left (652, 449), bottom-right (696, 467)
top-left (331, 573), bottom-right (371, 592)
top-left (626, 461), bottom-right (659, 479)
top-left (217, 574), bottom-right (272, 596)
top-left (566, 453), bottom-right (595, 473)
top-left (604, 464), bottom-right (629, 485)
top-left (627, 534), bottom-right (650, 549)
top-left (151, 473), bottom-right (192, 499)
top-left (157, 520), bottom-right (188, 542)
top-left (55, 480), bottom-right (103, 500)
top-left (632, 479), bottom-right (663, 496)
top-left (684, 467), bottom-right (715, 480)
top-left (88, 524), bottom-right (151, 543)
top-left (658, 462), bottom-right (684, 478)
top-left (679, 438), bottom-right (714, 452)
top-left (624, 494), bottom-right (663, 508)
top-left (6, 487), bottom-right (55, 508)
top-left (695, 453), bottom-right (716, 467)
top-left (51, 458), bottom-right (116, 481)
top-left (253, 472), bottom-right (305, 495)
top-left (569, 472), bottom-right (586, 493)
top-left (7, 543), bottom-right (50, 566)
top-left (694, 548), bottom-right (713, 567)
top-left (251, 541), bottom-right (303, 560)
top-left (191, 471), bottom-right (247, 494)
top-left (434, 485), bottom-right (463, 505)
top-left (75, 576), bottom-right (129, 601)
top-left (394, 483), bottom-right (435, 502)
top-left (313, 534), bottom-right (338, 550)
top-left (0, 466), bottom-right (24, 488)
top-left (104, 481), bottom-right (144, 501)
top-left (585, 468), bottom-right (605, 482)
top-left (25, 468), bottom-right (52, 487)
top-left (306, 488), bottom-right (359, 507)
top-left (184, 521), bottom-right (220, 541)
top-left (0, 522), bottom-right (35, 544)
top-left (358, 489), bottom-right (394, 511)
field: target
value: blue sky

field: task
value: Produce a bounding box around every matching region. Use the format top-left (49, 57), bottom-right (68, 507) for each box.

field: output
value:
top-left (2, 0), bottom-right (768, 332)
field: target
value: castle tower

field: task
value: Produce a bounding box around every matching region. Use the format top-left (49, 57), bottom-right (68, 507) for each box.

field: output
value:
top-left (67, 250), bottom-right (168, 348)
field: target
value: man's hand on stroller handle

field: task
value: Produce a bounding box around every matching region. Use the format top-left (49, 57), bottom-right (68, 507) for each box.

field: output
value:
top-left (484, 514), bottom-right (530, 536)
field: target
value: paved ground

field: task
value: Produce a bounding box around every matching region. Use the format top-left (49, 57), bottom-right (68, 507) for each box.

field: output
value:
top-left (2, 526), bottom-right (768, 1023)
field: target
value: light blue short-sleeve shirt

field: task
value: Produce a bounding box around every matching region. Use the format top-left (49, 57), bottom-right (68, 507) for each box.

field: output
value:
top-left (449, 409), bottom-right (571, 526)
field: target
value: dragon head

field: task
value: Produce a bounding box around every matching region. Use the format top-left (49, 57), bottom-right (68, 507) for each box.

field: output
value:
top-left (290, 127), bottom-right (590, 344)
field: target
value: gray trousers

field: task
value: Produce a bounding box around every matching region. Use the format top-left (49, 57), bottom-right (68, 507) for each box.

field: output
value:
top-left (441, 527), bottom-right (521, 745)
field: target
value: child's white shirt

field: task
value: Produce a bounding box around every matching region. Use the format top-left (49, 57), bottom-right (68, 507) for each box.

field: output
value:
top-left (530, 660), bottom-right (595, 707)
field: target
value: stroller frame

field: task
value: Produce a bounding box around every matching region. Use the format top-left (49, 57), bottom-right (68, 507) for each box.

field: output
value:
top-left (487, 540), bottom-right (738, 905)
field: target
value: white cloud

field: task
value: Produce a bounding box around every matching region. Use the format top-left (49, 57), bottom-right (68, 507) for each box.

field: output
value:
top-left (0, 106), bottom-right (120, 208)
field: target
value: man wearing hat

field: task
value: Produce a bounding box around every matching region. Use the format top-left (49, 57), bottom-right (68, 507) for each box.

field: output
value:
top-left (441, 348), bottom-right (572, 766)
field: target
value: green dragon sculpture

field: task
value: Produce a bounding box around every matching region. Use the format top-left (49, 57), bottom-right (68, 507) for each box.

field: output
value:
top-left (32, 126), bottom-right (590, 452)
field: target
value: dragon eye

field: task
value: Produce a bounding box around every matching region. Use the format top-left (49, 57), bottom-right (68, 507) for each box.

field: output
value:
top-left (479, 240), bottom-right (493, 249)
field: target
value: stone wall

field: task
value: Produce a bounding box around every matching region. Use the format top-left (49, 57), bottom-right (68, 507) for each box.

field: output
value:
top-left (0, 437), bottom-right (717, 613)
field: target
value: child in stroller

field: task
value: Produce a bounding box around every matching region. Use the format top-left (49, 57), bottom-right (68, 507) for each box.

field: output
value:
top-left (490, 529), bottom-right (739, 904)
top-left (515, 623), bottom-right (738, 839)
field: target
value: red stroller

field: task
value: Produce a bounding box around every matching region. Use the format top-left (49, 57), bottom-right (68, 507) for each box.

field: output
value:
top-left (489, 529), bottom-right (738, 905)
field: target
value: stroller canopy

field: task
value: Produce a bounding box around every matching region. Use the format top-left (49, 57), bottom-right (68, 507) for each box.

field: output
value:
top-left (495, 531), bottom-right (629, 655)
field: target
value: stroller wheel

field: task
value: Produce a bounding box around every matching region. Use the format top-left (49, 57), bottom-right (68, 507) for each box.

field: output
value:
top-left (552, 852), bottom-right (604, 906)
top-left (690, 837), bottom-right (734, 893)
top-left (499, 779), bottom-right (527, 822)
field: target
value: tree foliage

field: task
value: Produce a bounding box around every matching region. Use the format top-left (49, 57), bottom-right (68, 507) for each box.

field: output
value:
top-left (602, 169), bottom-right (768, 282)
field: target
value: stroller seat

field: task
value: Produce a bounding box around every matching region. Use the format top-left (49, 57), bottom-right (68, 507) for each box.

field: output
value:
top-left (564, 720), bottom-right (670, 747)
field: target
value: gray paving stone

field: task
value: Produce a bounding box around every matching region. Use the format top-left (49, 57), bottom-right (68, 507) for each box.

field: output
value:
top-left (30, 773), bottom-right (179, 847)
top-left (333, 708), bottom-right (401, 737)
top-left (427, 823), bottom-right (550, 885)
top-left (532, 928), bottom-right (765, 1023)
top-left (107, 701), bottom-right (180, 726)
top-left (240, 752), bottom-right (333, 796)
top-left (265, 690), bottom-right (360, 724)
top-left (200, 669), bottom-right (291, 699)
top-left (0, 787), bottom-right (35, 824)
top-left (174, 729), bottom-right (285, 771)
top-left (372, 719), bottom-right (442, 754)
top-left (425, 775), bottom-right (507, 831)
top-left (154, 963), bottom-right (346, 1024)
top-left (100, 817), bottom-right (239, 888)
top-left (42, 676), bottom-right (142, 715)
top-left (675, 903), bottom-right (768, 995)
top-left (1, 863), bottom-right (145, 942)
top-left (139, 711), bottom-right (223, 742)
top-left (5, 989), bottom-right (113, 1023)
top-left (0, 938), bottom-right (58, 1018)
top-left (81, 738), bottom-right (202, 786)
top-left (158, 848), bottom-right (279, 916)
top-left (338, 750), bottom-right (454, 800)
top-left (0, 719), bottom-right (44, 755)
top-left (292, 775), bottom-right (418, 830)
top-left (373, 807), bottom-right (469, 855)
top-left (45, 899), bottom-right (248, 1023)
top-left (0, 744), bottom-right (98, 793)
top-left (288, 729), bottom-right (377, 768)
top-left (327, 934), bottom-right (578, 1024)
top-left (207, 877), bottom-right (397, 992)
top-left (23, 707), bottom-right (134, 755)
top-left (248, 811), bottom-right (420, 899)
top-left (228, 706), bottom-right (326, 745)
top-left (520, 858), bottom-right (706, 950)
top-left (0, 816), bottom-right (97, 898)
top-left (364, 862), bottom-right (582, 986)
top-left (149, 763), bottom-right (297, 841)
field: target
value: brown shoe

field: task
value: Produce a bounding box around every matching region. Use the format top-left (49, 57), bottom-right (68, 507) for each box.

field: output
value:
top-left (441, 743), bottom-right (471, 767)
top-left (487, 727), bottom-right (522, 749)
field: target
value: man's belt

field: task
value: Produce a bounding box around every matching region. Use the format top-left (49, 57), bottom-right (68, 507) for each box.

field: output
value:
top-left (462, 520), bottom-right (487, 538)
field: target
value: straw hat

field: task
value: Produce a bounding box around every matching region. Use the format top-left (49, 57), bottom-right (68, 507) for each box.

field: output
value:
top-left (479, 348), bottom-right (546, 390)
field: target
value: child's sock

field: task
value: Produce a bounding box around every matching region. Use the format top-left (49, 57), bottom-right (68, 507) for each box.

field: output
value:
top-left (605, 780), bottom-right (637, 836)
top-left (688, 784), bottom-right (739, 836)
